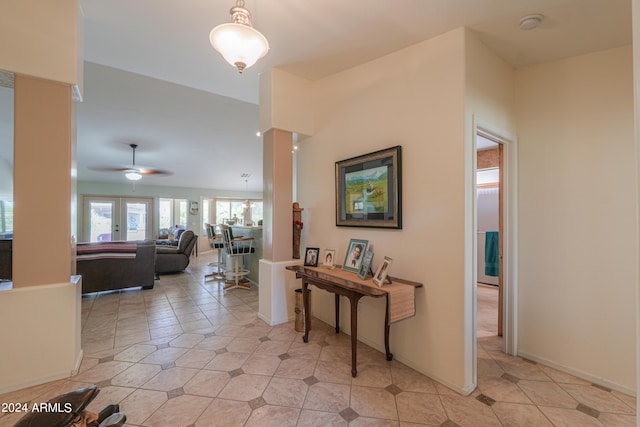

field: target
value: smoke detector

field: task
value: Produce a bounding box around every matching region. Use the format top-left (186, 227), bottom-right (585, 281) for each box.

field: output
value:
top-left (519, 14), bottom-right (544, 30)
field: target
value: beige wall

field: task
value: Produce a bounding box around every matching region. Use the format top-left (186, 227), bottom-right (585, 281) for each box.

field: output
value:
top-left (14, 75), bottom-right (74, 286)
top-left (0, 1), bottom-right (82, 393)
top-left (0, 0), bottom-right (81, 87)
top-left (516, 46), bottom-right (637, 392)
top-left (294, 28), bottom-right (470, 392)
top-left (463, 28), bottom-right (517, 384)
top-left (633, 0), bottom-right (640, 408)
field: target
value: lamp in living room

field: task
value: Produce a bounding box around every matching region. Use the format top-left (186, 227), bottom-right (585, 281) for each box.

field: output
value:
top-left (209, 0), bottom-right (269, 73)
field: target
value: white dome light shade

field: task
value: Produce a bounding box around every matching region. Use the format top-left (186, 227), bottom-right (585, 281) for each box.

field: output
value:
top-left (209, 23), bottom-right (269, 73)
top-left (125, 171), bottom-right (142, 181)
top-left (209, 0), bottom-right (269, 73)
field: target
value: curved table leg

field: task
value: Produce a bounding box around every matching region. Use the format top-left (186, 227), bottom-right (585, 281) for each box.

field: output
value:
top-left (385, 294), bottom-right (393, 361)
top-left (303, 281), bottom-right (310, 343)
top-left (350, 295), bottom-right (362, 377)
top-left (335, 294), bottom-right (340, 333)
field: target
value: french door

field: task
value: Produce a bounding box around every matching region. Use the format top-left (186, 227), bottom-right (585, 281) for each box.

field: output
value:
top-left (81, 196), bottom-right (153, 242)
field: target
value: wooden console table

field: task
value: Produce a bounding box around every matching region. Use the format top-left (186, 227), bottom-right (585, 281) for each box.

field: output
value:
top-left (286, 265), bottom-right (422, 377)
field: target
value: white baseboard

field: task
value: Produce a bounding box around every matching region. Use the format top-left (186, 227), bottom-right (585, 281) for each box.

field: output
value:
top-left (518, 350), bottom-right (635, 396)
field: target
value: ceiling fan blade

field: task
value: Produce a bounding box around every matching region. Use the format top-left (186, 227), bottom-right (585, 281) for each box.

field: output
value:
top-left (87, 144), bottom-right (172, 177)
top-left (87, 166), bottom-right (130, 172)
top-left (138, 168), bottom-right (172, 176)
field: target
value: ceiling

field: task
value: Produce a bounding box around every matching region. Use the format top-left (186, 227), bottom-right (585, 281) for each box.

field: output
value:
top-left (3, 0), bottom-right (634, 192)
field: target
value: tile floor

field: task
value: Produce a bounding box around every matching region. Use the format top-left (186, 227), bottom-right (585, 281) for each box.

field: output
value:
top-left (0, 256), bottom-right (636, 426)
top-left (477, 284), bottom-right (499, 339)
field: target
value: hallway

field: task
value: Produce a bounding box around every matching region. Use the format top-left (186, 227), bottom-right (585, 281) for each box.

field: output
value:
top-left (0, 258), bottom-right (635, 426)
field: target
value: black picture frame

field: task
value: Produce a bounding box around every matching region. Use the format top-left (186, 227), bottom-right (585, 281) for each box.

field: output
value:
top-left (304, 247), bottom-right (319, 267)
top-left (335, 146), bottom-right (402, 229)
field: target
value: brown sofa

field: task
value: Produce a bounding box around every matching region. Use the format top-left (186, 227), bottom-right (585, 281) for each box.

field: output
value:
top-left (76, 240), bottom-right (156, 294)
top-left (155, 230), bottom-right (197, 277)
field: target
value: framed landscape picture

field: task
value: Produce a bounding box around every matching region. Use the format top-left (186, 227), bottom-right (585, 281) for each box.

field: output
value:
top-left (335, 146), bottom-right (402, 229)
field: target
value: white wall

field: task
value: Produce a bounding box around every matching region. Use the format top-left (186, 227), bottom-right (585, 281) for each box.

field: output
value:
top-left (295, 28), bottom-right (470, 392)
top-left (516, 46), bottom-right (637, 393)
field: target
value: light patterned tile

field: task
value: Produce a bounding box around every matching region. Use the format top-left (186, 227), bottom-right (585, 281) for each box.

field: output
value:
top-left (538, 405), bottom-right (605, 427)
top-left (396, 391), bottom-right (447, 424)
top-left (204, 352), bottom-right (250, 372)
top-left (143, 394), bottom-right (211, 426)
top-left (111, 363), bottom-right (162, 388)
top-left (241, 354), bottom-right (282, 376)
top-left (72, 360), bottom-right (133, 384)
top-left (350, 385), bottom-right (397, 420)
top-left (560, 384), bottom-right (635, 414)
top-left (303, 382), bottom-right (351, 413)
top-left (113, 344), bottom-right (157, 362)
top-left (297, 409), bottom-right (348, 426)
top-left (195, 398), bottom-right (252, 427)
top-left (440, 394), bottom-right (502, 427)
top-left (218, 374), bottom-right (270, 401)
top-left (244, 405), bottom-right (300, 427)
top-left (518, 380), bottom-right (578, 408)
top-left (183, 370), bottom-right (230, 397)
top-left (492, 401), bottom-right (554, 427)
top-left (477, 376), bottom-right (532, 404)
top-left (262, 377), bottom-right (308, 408)
top-left (169, 333), bottom-right (205, 348)
top-left (141, 367), bottom-right (199, 391)
top-left (174, 348), bottom-right (216, 369)
top-left (139, 347), bottom-right (188, 365)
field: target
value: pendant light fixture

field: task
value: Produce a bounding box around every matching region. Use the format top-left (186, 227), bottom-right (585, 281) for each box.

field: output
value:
top-left (209, 0), bottom-right (270, 73)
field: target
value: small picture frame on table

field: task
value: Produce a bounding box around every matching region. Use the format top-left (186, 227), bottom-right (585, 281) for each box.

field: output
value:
top-left (322, 249), bottom-right (336, 269)
top-left (357, 251), bottom-right (374, 280)
top-left (373, 256), bottom-right (393, 287)
top-left (304, 247), bottom-right (319, 267)
top-left (342, 239), bottom-right (369, 273)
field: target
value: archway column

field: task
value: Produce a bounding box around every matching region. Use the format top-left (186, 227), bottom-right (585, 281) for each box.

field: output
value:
top-left (258, 128), bottom-right (303, 325)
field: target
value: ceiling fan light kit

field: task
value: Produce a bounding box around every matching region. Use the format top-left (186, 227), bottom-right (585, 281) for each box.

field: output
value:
top-left (125, 171), bottom-right (142, 181)
top-left (209, 0), bottom-right (269, 73)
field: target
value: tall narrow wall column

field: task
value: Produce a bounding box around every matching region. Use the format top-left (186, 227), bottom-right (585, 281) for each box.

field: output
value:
top-left (13, 75), bottom-right (73, 287)
top-left (259, 128), bottom-right (302, 325)
top-left (262, 128), bottom-right (293, 261)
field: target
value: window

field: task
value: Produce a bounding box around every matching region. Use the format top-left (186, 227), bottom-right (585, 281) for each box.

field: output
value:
top-left (216, 198), bottom-right (263, 226)
top-left (249, 201), bottom-right (263, 225)
top-left (216, 199), bottom-right (244, 225)
top-left (0, 200), bottom-right (13, 238)
top-left (159, 198), bottom-right (188, 232)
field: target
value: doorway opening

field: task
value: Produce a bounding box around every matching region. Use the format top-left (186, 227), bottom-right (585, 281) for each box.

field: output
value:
top-left (476, 137), bottom-right (501, 339)
top-left (472, 122), bottom-right (517, 360)
top-left (81, 196), bottom-right (153, 242)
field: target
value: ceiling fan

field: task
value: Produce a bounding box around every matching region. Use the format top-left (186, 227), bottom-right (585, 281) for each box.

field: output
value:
top-left (89, 144), bottom-right (171, 181)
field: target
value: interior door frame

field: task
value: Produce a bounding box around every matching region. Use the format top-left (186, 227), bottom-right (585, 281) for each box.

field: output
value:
top-left (469, 117), bottom-right (518, 387)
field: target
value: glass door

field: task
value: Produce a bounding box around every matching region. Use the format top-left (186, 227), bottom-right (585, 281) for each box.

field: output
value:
top-left (82, 196), bottom-right (153, 242)
top-left (124, 200), bottom-right (148, 241)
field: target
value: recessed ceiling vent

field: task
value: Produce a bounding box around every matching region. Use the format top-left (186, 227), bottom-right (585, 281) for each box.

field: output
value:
top-left (519, 14), bottom-right (544, 30)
